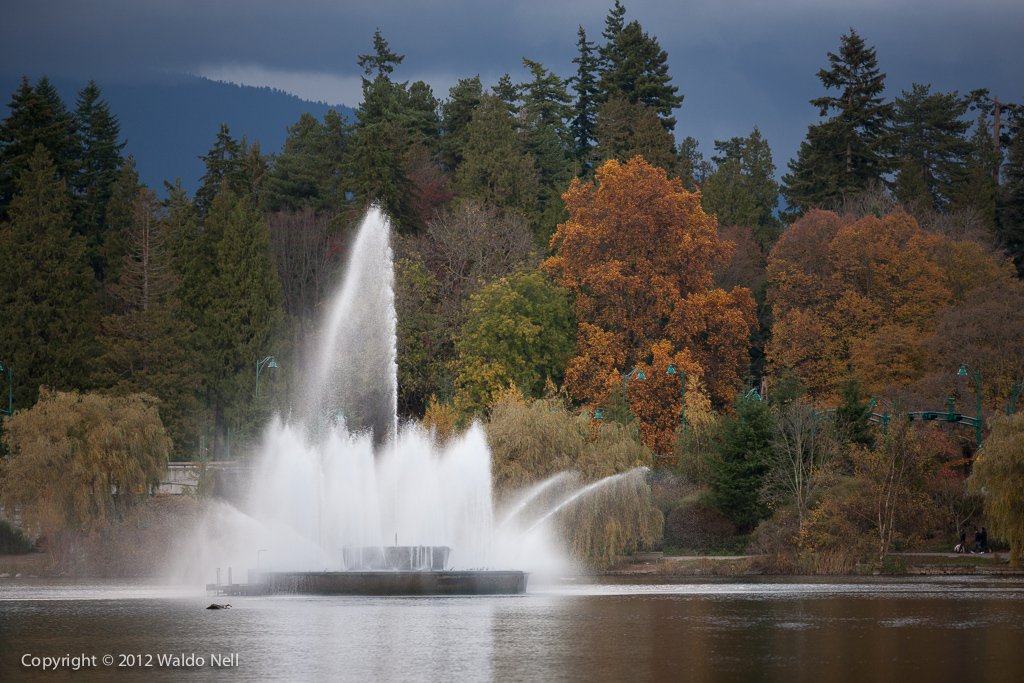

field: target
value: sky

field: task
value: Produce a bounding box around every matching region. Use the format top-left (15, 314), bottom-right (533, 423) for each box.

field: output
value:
top-left (3, 0), bottom-right (1023, 172)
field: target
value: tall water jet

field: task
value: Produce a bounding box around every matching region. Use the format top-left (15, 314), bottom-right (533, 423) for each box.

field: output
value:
top-left (304, 204), bottom-right (397, 444)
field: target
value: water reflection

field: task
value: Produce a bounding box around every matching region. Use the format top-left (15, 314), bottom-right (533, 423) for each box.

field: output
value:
top-left (2, 578), bottom-right (1023, 681)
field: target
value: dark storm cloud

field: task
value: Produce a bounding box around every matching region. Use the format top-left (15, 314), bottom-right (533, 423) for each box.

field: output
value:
top-left (3, 0), bottom-right (1022, 168)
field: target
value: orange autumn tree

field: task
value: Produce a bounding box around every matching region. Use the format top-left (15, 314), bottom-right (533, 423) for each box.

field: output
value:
top-left (544, 156), bottom-right (756, 451)
top-left (766, 209), bottom-right (1013, 401)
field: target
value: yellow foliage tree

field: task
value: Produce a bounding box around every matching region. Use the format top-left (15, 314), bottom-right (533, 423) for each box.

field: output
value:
top-left (969, 413), bottom-right (1024, 565)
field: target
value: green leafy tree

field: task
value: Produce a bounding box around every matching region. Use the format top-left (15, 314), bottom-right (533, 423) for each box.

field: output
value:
top-left (453, 270), bottom-right (575, 416)
top-left (783, 29), bottom-right (891, 213)
top-left (889, 84), bottom-right (971, 212)
top-left (708, 395), bottom-right (776, 531)
top-left (0, 146), bottom-right (97, 410)
top-left (970, 412), bottom-right (1024, 565)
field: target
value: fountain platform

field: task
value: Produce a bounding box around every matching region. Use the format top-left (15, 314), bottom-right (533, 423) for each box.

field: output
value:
top-left (250, 570), bottom-right (528, 596)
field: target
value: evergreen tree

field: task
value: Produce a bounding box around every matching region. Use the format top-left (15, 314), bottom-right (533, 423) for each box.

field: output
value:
top-left (0, 147), bottom-right (97, 409)
top-left (675, 136), bottom-right (711, 190)
top-left (98, 157), bottom-right (142, 294)
top-left (570, 26), bottom-right (600, 170)
top-left (520, 59), bottom-right (574, 238)
top-left (952, 111), bottom-right (1001, 230)
top-left (195, 124), bottom-right (242, 216)
top-left (440, 76), bottom-right (483, 171)
top-left (997, 119), bottom-right (1024, 275)
top-left (701, 128), bottom-right (780, 247)
top-left (96, 186), bottom-right (199, 447)
top-left (598, 0), bottom-right (627, 72)
top-left (593, 95), bottom-right (676, 170)
top-left (73, 80), bottom-right (125, 280)
top-left (453, 95), bottom-right (539, 221)
top-left (782, 29), bottom-right (891, 213)
top-left (264, 108), bottom-right (352, 213)
top-left (0, 77), bottom-right (79, 217)
top-left (350, 30), bottom-right (420, 231)
top-left (598, 12), bottom-right (683, 130)
top-left (492, 74), bottom-right (521, 114)
top-left (889, 84), bottom-right (971, 212)
top-left (708, 395), bottom-right (776, 532)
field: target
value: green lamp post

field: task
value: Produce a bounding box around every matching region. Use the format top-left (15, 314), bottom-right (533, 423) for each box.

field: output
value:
top-left (957, 363), bottom-right (982, 449)
top-left (666, 362), bottom-right (685, 430)
top-left (0, 361), bottom-right (11, 417)
top-left (255, 356), bottom-right (278, 400)
top-left (621, 367), bottom-right (646, 405)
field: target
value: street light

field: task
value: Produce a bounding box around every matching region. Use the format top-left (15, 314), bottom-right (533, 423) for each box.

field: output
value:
top-left (0, 361), bottom-right (11, 417)
top-left (621, 367), bottom-right (645, 405)
top-left (593, 407), bottom-right (604, 420)
top-left (958, 363), bottom-right (982, 449)
top-left (255, 356), bottom-right (278, 400)
top-left (666, 362), bottom-right (685, 430)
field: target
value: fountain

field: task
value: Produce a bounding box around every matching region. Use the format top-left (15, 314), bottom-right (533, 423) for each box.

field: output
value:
top-left (188, 206), bottom-right (645, 596)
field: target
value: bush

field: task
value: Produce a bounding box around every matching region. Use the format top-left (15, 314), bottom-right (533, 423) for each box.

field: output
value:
top-left (663, 498), bottom-right (737, 551)
top-left (0, 518), bottom-right (35, 554)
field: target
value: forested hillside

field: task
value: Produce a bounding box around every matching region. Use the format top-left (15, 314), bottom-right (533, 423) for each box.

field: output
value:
top-left (2, 2), bottom-right (1023, 567)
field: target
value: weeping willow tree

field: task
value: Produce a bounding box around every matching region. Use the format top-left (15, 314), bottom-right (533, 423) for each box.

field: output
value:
top-left (486, 394), bottom-right (663, 567)
top-left (970, 412), bottom-right (1024, 566)
top-left (0, 389), bottom-right (170, 563)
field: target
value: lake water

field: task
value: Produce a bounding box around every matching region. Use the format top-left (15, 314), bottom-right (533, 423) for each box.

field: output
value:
top-left (2, 576), bottom-right (1023, 681)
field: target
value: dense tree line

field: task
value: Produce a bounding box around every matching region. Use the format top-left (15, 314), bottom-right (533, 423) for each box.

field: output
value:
top-left (2, 3), bottom-right (1024, 567)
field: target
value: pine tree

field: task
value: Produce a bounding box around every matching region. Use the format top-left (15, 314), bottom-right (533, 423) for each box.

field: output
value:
top-left (98, 157), bottom-right (142, 293)
top-left (440, 76), bottom-right (483, 171)
top-left (708, 395), bottom-right (775, 532)
top-left (73, 80), bottom-right (125, 280)
top-left (997, 119), bottom-right (1024, 275)
top-left (569, 26), bottom-right (600, 169)
top-left (96, 187), bottom-right (199, 447)
top-left (598, 12), bottom-right (683, 130)
top-left (593, 95), bottom-right (676, 170)
top-left (195, 124), bottom-right (242, 216)
top-left (889, 84), bottom-right (971, 212)
top-left (952, 111), bottom-right (1001, 230)
top-left (0, 77), bottom-right (79, 217)
top-left (782, 29), bottom-right (891, 213)
top-left (520, 59), bottom-right (574, 238)
top-left (0, 147), bottom-right (97, 409)
top-left (492, 74), bottom-right (520, 114)
top-left (701, 128), bottom-right (780, 247)
top-left (350, 30), bottom-right (420, 231)
top-left (453, 95), bottom-right (539, 222)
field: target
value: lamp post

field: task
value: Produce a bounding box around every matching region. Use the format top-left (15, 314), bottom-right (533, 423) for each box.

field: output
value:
top-left (666, 362), bottom-right (685, 430)
top-left (957, 364), bottom-right (982, 449)
top-left (621, 367), bottom-right (646, 405)
top-left (255, 356), bottom-right (278, 400)
top-left (0, 361), bottom-right (11, 417)
top-left (1009, 382), bottom-right (1022, 416)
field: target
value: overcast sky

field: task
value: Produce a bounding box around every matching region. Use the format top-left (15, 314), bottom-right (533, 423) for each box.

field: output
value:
top-left (3, 0), bottom-right (1022, 169)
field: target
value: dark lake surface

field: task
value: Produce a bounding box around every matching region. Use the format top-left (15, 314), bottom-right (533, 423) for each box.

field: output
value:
top-left (2, 576), bottom-right (1023, 681)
